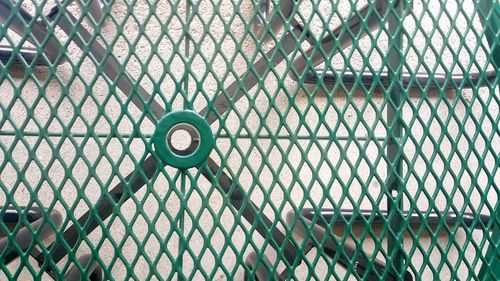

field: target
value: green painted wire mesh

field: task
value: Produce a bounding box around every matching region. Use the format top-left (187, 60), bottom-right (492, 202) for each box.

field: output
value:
top-left (0, 0), bottom-right (499, 279)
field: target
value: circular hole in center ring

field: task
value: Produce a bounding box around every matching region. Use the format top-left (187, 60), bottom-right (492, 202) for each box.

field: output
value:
top-left (153, 110), bottom-right (214, 169)
top-left (167, 123), bottom-right (200, 156)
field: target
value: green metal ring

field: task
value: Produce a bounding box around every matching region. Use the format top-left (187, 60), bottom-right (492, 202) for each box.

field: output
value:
top-left (153, 110), bottom-right (214, 169)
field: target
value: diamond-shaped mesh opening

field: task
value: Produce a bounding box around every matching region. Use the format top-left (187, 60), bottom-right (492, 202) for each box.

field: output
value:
top-left (0, 0), bottom-right (498, 279)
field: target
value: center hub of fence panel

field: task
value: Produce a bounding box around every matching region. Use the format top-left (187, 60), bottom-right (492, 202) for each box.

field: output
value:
top-left (153, 110), bottom-right (214, 169)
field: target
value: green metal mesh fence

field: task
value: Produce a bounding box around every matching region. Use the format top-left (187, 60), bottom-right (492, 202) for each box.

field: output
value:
top-left (0, 0), bottom-right (498, 279)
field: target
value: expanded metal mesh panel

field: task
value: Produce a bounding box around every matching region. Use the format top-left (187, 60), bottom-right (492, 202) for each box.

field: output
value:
top-left (0, 0), bottom-right (498, 280)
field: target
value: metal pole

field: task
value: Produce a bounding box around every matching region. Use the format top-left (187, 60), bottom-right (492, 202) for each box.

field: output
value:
top-left (386, 0), bottom-right (409, 279)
